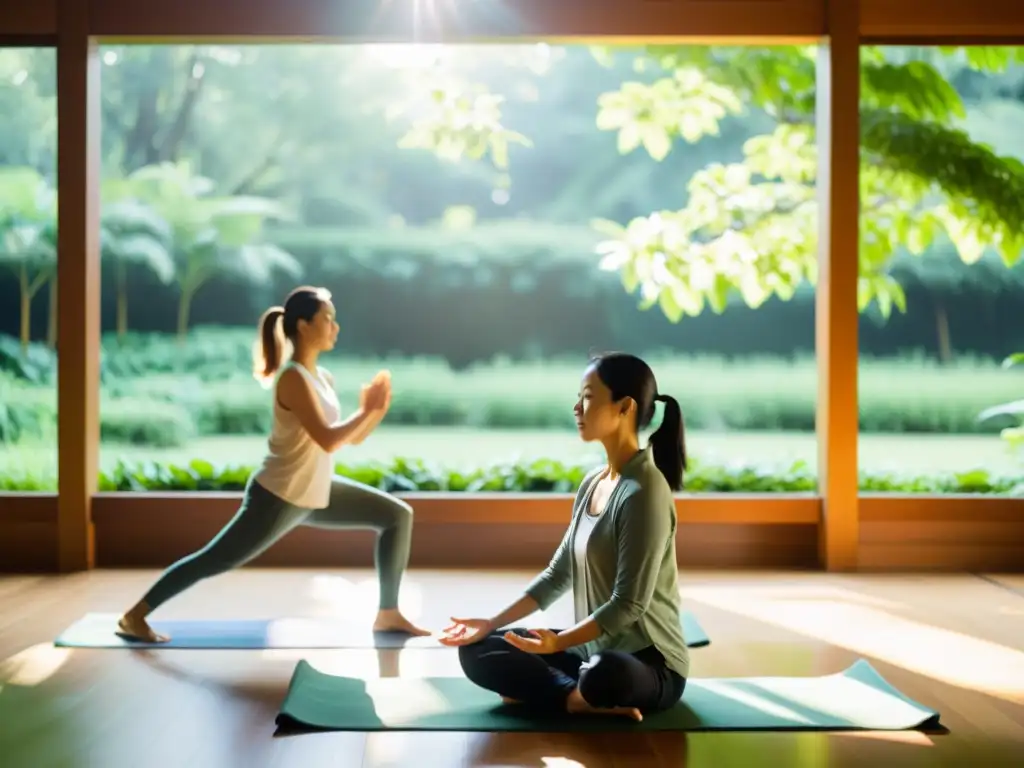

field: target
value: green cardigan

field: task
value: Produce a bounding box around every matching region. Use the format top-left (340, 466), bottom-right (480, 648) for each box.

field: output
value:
top-left (525, 446), bottom-right (690, 679)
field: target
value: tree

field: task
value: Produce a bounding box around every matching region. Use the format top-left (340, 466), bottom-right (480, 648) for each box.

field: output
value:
top-left (6, 43), bottom-right (1024, 347)
top-left (882, 245), bottom-right (1024, 364)
top-left (101, 178), bottom-right (176, 341)
top-left (402, 44), bottom-right (1024, 323)
top-left (127, 161), bottom-right (302, 341)
top-left (0, 167), bottom-right (56, 350)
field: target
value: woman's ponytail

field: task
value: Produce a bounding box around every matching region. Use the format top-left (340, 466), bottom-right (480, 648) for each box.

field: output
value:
top-left (253, 306), bottom-right (286, 386)
top-left (649, 394), bottom-right (687, 491)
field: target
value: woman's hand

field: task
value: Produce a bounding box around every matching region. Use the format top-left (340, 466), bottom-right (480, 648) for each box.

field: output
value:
top-left (438, 617), bottom-right (494, 647)
top-left (359, 378), bottom-right (388, 413)
top-left (502, 628), bottom-right (563, 655)
top-left (360, 369), bottom-right (392, 414)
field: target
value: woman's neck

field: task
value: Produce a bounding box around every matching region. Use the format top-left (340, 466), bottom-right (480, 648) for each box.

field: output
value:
top-left (291, 346), bottom-right (319, 372)
top-left (601, 431), bottom-right (641, 479)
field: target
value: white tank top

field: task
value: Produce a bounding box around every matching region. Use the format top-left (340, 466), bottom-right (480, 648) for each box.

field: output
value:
top-left (252, 362), bottom-right (341, 509)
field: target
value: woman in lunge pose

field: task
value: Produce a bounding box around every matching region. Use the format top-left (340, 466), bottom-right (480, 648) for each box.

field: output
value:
top-left (117, 286), bottom-right (429, 643)
top-left (440, 352), bottom-right (689, 721)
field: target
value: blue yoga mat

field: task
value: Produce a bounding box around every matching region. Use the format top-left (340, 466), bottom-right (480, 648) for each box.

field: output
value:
top-left (54, 611), bottom-right (711, 650)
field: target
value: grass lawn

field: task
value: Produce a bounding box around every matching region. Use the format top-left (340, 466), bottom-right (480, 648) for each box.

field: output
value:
top-left (2, 427), bottom-right (1019, 479)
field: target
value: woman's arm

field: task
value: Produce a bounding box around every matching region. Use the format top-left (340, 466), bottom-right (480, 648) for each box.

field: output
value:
top-left (523, 523), bottom-right (573, 609)
top-left (320, 369), bottom-right (387, 446)
top-left (348, 410), bottom-right (383, 446)
top-left (277, 368), bottom-right (378, 453)
top-left (347, 384), bottom-right (390, 446)
top-left (551, 617), bottom-right (603, 651)
top-left (484, 593), bottom-right (542, 630)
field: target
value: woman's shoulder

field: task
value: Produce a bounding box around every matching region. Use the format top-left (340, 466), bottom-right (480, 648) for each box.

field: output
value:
top-left (275, 362), bottom-right (301, 383)
top-left (616, 470), bottom-right (674, 514)
top-left (278, 361), bottom-right (329, 386)
top-left (276, 363), bottom-right (321, 397)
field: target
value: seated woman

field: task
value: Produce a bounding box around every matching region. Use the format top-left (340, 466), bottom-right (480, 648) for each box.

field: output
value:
top-left (440, 352), bottom-right (689, 721)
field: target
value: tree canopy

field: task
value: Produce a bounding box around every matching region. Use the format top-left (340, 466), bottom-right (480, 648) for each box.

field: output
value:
top-left (3, 42), bottom-right (1024, 344)
top-left (404, 44), bottom-right (1024, 322)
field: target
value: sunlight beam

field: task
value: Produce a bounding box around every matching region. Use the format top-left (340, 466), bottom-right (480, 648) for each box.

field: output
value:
top-left (307, 573), bottom-right (424, 620)
top-left (366, 677), bottom-right (456, 723)
top-left (836, 731), bottom-right (934, 747)
top-left (372, 0), bottom-right (518, 43)
top-left (689, 586), bottom-right (1024, 703)
top-left (0, 644), bottom-right (73, 688)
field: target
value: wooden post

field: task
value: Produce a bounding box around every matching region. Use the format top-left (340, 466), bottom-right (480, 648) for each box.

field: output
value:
top-left (56, 0), bottom-right (100, 571)
top-left (815, 0), bottom-right (861, 571)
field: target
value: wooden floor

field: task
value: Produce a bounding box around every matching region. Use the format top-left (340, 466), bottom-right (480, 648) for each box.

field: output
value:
top-left (1, 569), bottom-right (1023, 767)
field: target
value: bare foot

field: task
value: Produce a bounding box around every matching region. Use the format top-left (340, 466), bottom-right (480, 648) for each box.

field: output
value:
top-left (565, 687), bottom-right (642, 722)
top-left (372, 609), bottom-right (432, 637)
top-left (116, 613), bottom-right (170, 644)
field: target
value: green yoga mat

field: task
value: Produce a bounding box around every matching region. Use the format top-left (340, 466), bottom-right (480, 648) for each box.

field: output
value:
top-left (53, 611), bottom-right (710, 650)
top-left (275, 659), bottom-right (941, 733)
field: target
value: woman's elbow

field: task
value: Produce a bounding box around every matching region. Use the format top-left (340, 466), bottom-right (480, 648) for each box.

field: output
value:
top-left (315, 430), bottom-right (344, 453)
top-left (595, 598), bottom-right (645, 633)
top-left (612, 595), bottom-right (649, 624)
top-left (620, 604), bottom-right (647, 626)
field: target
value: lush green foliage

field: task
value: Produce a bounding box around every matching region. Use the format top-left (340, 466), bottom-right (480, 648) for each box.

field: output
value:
top-left (415, 45), bottom-right (1024, 323)
top-left (0, 455), bottom-right (1016, 495)
top-left (593, 46), bottom-right (1024, 321)
top-left (6, 46), bottom-right (1024, 368)
top-left (2, 331), bottom-right (1022, 450)
top-left (0, 167), bottom-right (56, 347)
top-left (978, 350), bottom-right (1024, 453)
top-left (125, 162), bottom-right (301, 338)
top-left (0, 161), bottom-right (300, 350)
top-left (3, 46), bottom-right (1023, 496)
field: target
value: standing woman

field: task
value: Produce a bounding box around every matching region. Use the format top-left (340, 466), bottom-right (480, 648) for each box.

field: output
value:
top-left (117, 286), bottom-right (429, 643)
top-left (441, 352), bottom-right (689, 722)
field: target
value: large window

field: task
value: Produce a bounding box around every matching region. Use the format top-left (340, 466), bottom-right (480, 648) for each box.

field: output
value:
top-left (0, 47), bottom-right (57, 492)
top-left (857, 46), bottom-right (1024, 495)
top-left (90, 43), bottom-right (819, 494)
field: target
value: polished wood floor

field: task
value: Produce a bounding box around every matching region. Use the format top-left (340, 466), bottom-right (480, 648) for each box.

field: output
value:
top-left (1, 568), bottom-right (1023, 767)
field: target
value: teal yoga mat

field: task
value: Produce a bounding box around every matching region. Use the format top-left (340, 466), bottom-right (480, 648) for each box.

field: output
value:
top-left (274, 659), bottom-right (941, 733)
top-left (53, 611), bottom-right (711, 650)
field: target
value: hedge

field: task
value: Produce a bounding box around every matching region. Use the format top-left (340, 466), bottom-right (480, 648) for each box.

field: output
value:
top-left (0, 457), bottom-right (1018, 495)
top-left (4, 352), bottom-right (1023, 450)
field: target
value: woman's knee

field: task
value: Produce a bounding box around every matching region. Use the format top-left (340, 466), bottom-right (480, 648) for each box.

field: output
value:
top-left (382, 495), bottom-right (414, 530)
top-left (457, 642), bottom-right (479, 669)
top-left (457, 637), bottom-right (504, 681)
top-left (396, 496), bottom-right (414, 521)
top-left (457, 642), bottom-right (487, 682)
top-left (578, 652), bottom-right (634, 706)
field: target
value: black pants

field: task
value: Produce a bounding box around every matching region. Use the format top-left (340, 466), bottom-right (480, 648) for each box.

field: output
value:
top-left (458, 628), bottom-right (686, 713)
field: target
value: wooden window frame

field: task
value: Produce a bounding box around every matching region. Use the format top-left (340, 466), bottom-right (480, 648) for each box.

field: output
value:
top-left (2, 0), bottom-right (1022, 573)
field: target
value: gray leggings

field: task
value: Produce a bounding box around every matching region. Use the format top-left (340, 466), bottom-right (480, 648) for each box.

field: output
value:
top-left (141, 475), bottom-right (414, 611)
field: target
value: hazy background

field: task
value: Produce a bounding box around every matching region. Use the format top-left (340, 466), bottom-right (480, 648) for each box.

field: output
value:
top-left (3, 43), bottom-right (1024, 492)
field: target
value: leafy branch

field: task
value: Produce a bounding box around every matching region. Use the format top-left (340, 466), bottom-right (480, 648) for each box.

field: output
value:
top-left (382, 43), bottom-right (1024, 324)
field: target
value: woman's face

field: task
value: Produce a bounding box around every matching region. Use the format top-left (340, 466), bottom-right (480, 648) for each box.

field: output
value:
top-left (300, 300), bottom-right (339, 351)
top-left (574, 364), bottom-right (631, 442)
